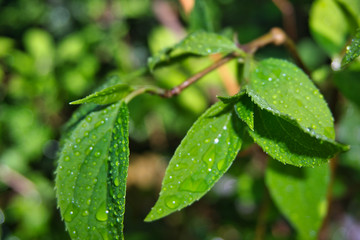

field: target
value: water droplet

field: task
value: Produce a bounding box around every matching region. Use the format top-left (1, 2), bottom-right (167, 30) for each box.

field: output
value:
top-left (180, 177), bottom-right (208, 193)
top-left (214, 138), bottom-right (219, 144)
top-left (96, 203), bottom-right (108, 222)
top-left (114, 178), bottom-right (120, 186)
top-left (165, 196), bottom-right (180, 209)
top-left (86, 116), bottom-right (92, 122)
top-left (64, 205), bottom-right (78, 222)
top-left (95, 151), bottom-right (101, 157)
top-left (217, 159), bottom-right (226, 171)
top-left (82, 210), bottom-right (89, 216)
top-left (64, 156), bottom-right (70, 162)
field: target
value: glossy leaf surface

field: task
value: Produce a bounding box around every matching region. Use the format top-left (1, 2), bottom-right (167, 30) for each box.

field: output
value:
top-left (70, 84), bottom-right (133, 105)
top-left (148, 31), bottom-right (239, 70)
top-left (341, 29), bottom-right (360, 68)
top-left (248, 58), bottom-right (335, 139)
top-left (247, 102), bottom-right (347, 167)
top-left (56, 102), bottom-right (129, 240)
top-left (266, 159), bottom-right (330, 240)
top-left (145, 101), bottom-right (243, 221)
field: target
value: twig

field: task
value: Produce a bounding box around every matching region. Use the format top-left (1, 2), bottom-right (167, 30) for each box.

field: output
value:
top-left (159, 52), bottom-right (238, 98)
top-left (240, 27), bottom-right (311, 76)
top-left (272, 0), bottom-right (297, 40)
top-left (255, 185), bottom-right (270, 240)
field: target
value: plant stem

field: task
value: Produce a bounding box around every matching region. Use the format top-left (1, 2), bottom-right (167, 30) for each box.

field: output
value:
top-left (159, 52), bottom-right (238, 98)
top-left (272, 0), bottom-right (297, 40)
top-left (240, 27), bottom-right (310, 76)
top-left (255, 187), bottom-right (270, 240)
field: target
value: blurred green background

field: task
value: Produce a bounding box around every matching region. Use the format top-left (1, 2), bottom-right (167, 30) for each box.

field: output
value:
top-left (1, 0), bottom-right (360, 239)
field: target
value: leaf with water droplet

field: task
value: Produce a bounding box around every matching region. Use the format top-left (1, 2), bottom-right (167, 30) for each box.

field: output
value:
top-left (70, 83), bottom-right (133, 105)
top-left (266, 158), bottom-right (330, 239)
top-left (145, 101), bottom-right (244, 221)
top-left (148, 31), bottom-right (242, 71)
top-left (56, 101), bottom-right (129, 240)
top-left (247, 101), bottom-right (347, 166)
top-left (61, 75), bottom-right (125, 141)
top-left (248, 58), bottom-right (336, 139)
top-left (341, 28), bottom-right (360, 69)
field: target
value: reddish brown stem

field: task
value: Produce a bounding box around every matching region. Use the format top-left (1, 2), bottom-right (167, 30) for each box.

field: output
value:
top-left (272, 0), bottom-right (297, 40)
top-left (240, 27), bottom-right (310, 76)
top-left (159, 52), bottom-right (238, 98)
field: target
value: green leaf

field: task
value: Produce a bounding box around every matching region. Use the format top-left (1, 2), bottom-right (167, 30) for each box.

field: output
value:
top-left (338, 103), bottom-right (360, 170)
top-left (70, 84), bottom-right (133, 105)
top-left (247, 101), bottom-right (347, 167)
top-left (266, 159), bottom-right (330, 240)
top-left (189, 0), bottom-right (217, 32)
top-left (341, 29), bottom-right (360, 68)
top-left (333, 69), bottom-right (360, 108)
top-left (63, 75), bottom-right (125, 135)
top-left (56, 101), bottom-right (129, 240)
top-left (248, 58), bottom-right (335, 139)
top-left (234, 94), bottom-right (254, 131)
top-left (335, 0), bottom-right (360, 26)
top-left (145, 101), bottom-right (244, 221)
top-left (148, 31), bottom-right (239, 70)
top-left (309, 0), bottom-right (349, 57)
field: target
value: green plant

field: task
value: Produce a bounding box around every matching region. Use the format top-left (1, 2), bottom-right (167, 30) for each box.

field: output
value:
top-left (55, 0), bottom-right (360, 239)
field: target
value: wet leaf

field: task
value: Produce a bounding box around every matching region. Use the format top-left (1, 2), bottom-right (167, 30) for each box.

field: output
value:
top-left (56, 101), bottom-right (129, 240)
top-left (63, 75), bottom-right (125, 136)
top-left (248, 58), bottom-right (335, 139)
top-left (70, 84), bottom-right (133, 105)
top-left (247, 101), bottom-right (347, 167)
top-left (341, 29), bottom-right (360, 68)
top-left (145, 101), bottom-right (244, 221)
top-left (148, 31), bottom-right (239, 70)
top-left (309, 0), bottom-right (349, 57)
top-left (266, 159), bottom-right (330, 240)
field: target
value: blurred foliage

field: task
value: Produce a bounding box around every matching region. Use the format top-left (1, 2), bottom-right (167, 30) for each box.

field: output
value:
top-left (0, 0), bottom-right (359, 239)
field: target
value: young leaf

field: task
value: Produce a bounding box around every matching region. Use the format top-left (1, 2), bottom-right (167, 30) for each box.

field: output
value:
top-left (341, 28), bottom-right (360, 68)
top-left (70, 84), bottom-right (133, 105)
top-left (266, 159), bottom-right (330, 240)
top-left (63, 75), bottom-right (126, 136)
top-left (145, 101), bottom-right (244, 221)
top-left (56, 101), bottom-right (129, 240)
top-left (248, 58), bottom-right (336, 140)
top-left (148, 31), bottom-right (239, 70)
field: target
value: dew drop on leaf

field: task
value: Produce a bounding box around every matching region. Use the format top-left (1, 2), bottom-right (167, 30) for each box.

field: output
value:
top-left (165, 196), bottom-right (180, 209)
top-left (95, 203), bottom-right (109, 222)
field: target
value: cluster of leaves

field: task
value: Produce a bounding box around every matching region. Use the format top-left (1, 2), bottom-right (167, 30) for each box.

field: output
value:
top-left (56, 9), bottom-right (358, 237)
